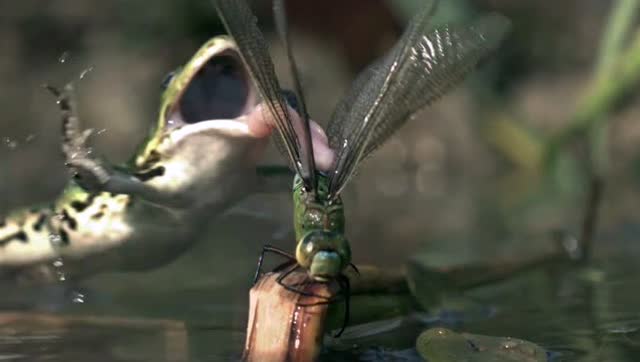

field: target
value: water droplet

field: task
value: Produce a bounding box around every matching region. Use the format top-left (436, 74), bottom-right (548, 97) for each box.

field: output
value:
top-left (48, 233), bottom-right (62, 246)
top-left (79, 66), bottom-right (94, 80)
top-left (51, 257), bottom-right (67, 282)
top-left (71, 291), bottom-right (85, 304)
top-left (25, 134), bottom-right (36, 143)
top-left (3, 137), bottom-right (18, 150)
top-left (58, 51), bottom-right (70, 64)
top-left (502, 339), bottom-right (518, 349)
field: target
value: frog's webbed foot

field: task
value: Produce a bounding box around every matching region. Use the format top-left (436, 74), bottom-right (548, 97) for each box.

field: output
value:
top-left (45, 83), bottom-right (106, 190)
top-left (45, 83), bottom-right (156, 197)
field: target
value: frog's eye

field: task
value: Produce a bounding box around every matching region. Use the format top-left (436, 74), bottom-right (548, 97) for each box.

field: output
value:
top-left (161, 69), bottom-right (178, 89)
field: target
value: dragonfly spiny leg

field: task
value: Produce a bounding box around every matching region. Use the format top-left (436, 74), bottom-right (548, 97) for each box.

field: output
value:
top-left (253, 244), bottom-right (296, 285)
top-left (334, 273), bottom-right (351, 337)
top-left (291, 273), bottom-right (351, 337)
top-left (277, 266), bottom-right (332, 300)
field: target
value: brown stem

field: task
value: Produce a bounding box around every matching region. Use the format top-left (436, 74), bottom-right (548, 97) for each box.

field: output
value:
top-left (244, 270), bottom-right (337, 362)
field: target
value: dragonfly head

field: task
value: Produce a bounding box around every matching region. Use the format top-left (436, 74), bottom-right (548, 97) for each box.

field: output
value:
top-left (295, 230), bottom-right (351, 281)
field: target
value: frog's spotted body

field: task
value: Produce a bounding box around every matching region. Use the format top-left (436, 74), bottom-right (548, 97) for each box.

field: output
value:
top-left (0, 37), bottom-right (279, 282)
top-left (0, 190), bottom-right (134, 265)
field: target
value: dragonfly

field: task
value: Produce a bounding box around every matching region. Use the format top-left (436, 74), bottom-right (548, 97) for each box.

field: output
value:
top-left (213, 0), bottom-right (510, 336)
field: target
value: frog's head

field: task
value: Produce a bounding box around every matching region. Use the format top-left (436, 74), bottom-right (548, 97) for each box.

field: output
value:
top-left (133, 36), bottom-right (267, 209)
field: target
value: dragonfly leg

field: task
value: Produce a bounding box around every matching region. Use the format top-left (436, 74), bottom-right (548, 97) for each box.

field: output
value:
top-left (334, 273), bottom-right (351, 337)
top-left (272, 259), bottom-right (297, 273)
top-left (292, 273), bottom-right (351, 337)
top-left (276, 266), bottom-right (334, 300)
top-left (348, 263), bottom-right (360, 275)
top-left (253, 244), bottom-right (296, 285)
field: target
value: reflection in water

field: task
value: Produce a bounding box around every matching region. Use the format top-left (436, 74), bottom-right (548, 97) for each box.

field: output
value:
top-left (0, 313), bottom-right (190, 362)
top-left (0, 222), bottom-right (638, 361)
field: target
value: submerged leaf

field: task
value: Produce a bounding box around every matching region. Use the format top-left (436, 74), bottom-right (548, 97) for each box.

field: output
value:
top-left (416, 328), bottom-right (548, 362)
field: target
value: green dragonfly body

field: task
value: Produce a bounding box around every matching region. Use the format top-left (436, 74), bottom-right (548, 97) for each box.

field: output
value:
top-left (0, 37), bottom-right (288, 282)
top-left (214, 0), bottom-right (510, 334)
top-left (292, 173), bottom-right (349, 281)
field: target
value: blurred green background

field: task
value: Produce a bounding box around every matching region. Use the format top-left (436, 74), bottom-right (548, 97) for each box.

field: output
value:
top-left (1, 0), bottom-right (640, 360)
top-left (2, 0), bottom-right (639, 263)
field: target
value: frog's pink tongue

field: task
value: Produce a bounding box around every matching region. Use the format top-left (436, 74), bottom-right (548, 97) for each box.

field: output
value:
top-left (246, 103), bottom-right (336, 172)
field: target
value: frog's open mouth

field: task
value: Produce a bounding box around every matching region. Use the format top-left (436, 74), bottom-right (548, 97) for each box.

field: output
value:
top-left (167, 46), bottom-right (258, 128)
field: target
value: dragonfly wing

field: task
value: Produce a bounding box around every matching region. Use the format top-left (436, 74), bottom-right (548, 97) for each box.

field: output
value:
top-left (273, 0), bottom-right (317, 190)
top-left (213, 0), bottom-right (311, 182)
top-left (327, 8), bottom-right (510, 196)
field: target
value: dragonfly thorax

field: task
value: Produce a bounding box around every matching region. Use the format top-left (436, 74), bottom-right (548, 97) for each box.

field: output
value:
top-left (293, 173), bottom-right (350, 280)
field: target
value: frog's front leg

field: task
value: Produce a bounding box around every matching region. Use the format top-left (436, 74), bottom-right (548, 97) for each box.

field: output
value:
top-left (45, 84), bottom-right (159, 198)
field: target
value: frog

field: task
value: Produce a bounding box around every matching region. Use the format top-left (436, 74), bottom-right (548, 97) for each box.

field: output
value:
top-left (0, 36), bottom-right (331, 283)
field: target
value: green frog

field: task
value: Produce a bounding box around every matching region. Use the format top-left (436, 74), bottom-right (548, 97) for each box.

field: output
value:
top-left (0, 36), bottom-right (328, 283)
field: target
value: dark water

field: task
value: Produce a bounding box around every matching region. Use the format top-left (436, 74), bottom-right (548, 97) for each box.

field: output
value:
top-left (0, 217), bottom-right (639, 362)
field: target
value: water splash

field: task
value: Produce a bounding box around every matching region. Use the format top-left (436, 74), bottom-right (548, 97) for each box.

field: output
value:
top-left (48, 233), bottom-right (62, 246)
top-left (3, 135), bottom-right (37, 150)
top-left (3, 137), bottom-right (18, 150)
top-left (58, 51), bottom-right (70, 64)
top-left (51, 257), bottom-right (67, 282)
top-left (79, 66), bottom-right (94, 80)
top-left (70, 291), bottom-right (85, 304)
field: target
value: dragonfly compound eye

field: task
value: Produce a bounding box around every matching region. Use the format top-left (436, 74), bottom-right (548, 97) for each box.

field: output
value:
top-left (295, 230), bottom-right (350, 279)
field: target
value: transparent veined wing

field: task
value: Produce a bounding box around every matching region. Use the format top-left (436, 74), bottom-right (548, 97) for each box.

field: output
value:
top-left (272, 0), bottom-right (317, 191)
top-left (327, 4), bottom-right (511, 197)
top-left (213, 0), bottom-right (315, 186)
